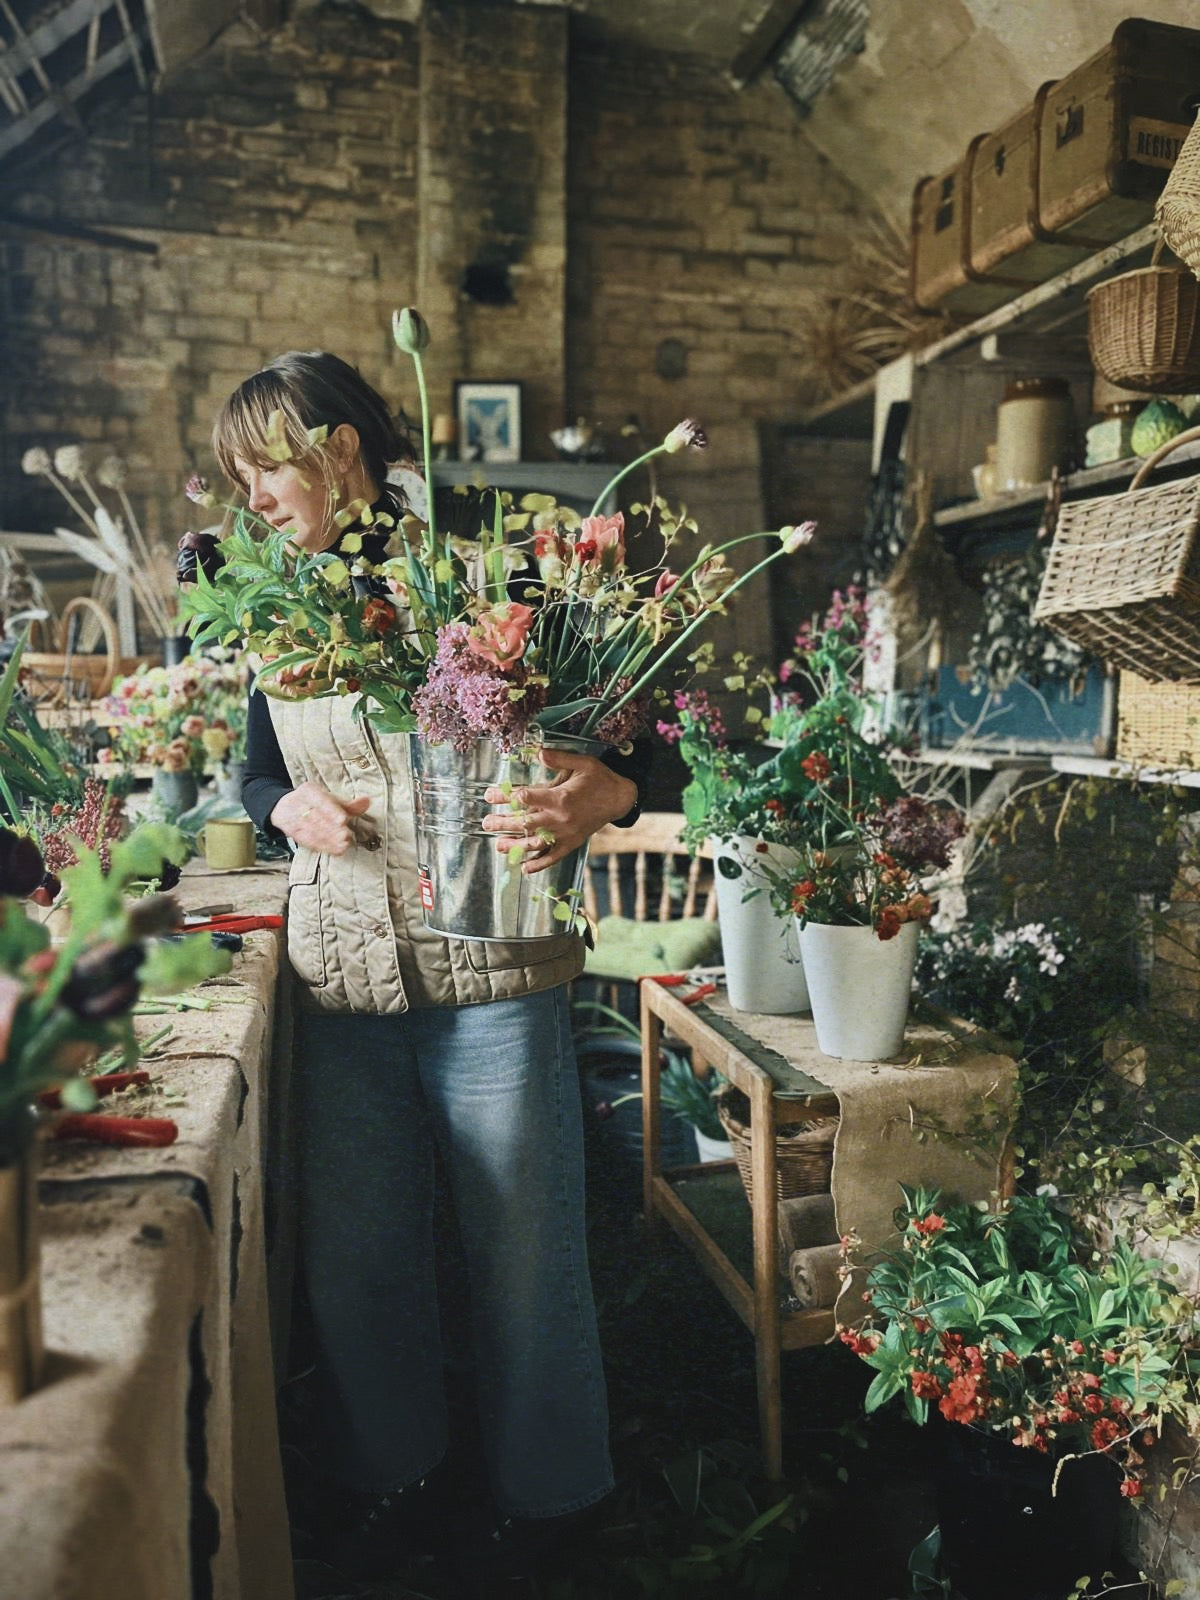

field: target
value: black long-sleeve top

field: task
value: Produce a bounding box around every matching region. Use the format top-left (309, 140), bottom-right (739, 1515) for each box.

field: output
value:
top-left (241, 486), bottom-right (651, 836)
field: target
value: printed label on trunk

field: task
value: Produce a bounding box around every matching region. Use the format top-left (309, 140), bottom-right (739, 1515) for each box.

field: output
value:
top-left (418, 866), bottom-right (434, 910)
top-left (1129, 117), bottom-right (1190, 167)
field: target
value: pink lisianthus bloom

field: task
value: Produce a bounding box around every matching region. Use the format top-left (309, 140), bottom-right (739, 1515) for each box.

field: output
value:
top-left (465, 601), bottom-right (535, 670)
top-left (575, 513), bottom-right (625, 571)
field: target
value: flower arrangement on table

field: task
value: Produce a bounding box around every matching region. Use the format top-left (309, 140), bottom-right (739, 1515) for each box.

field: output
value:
top-left (100, 650), bottom-right (247, 778)
top-left (838, 1185), bottom-right (1199, 1496)
top-left (176, 308), bottom-right (815, 768)
top-left (0, 820), bottom-right (229, 1128)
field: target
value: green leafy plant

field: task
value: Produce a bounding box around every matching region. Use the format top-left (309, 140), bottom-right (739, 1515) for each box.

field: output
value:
top-left (839, 1186), bottom-right (1199, 1496)
top-left (0, 821), bottom-right (231, 1127)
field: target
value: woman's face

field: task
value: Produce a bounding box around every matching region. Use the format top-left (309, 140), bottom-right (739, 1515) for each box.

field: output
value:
top-left (237, 457), bottom-right (333, 552)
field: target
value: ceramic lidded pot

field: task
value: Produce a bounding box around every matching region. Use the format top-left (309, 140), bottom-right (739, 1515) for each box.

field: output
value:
top-left (994, 377), bottom-right (1074, 490)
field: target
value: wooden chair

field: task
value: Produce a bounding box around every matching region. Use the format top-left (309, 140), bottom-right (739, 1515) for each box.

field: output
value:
top-left (581, 813), bottom-right (721, 1013)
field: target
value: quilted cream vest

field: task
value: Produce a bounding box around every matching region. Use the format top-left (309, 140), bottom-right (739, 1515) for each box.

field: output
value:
top-left (267, 695), bottom-right (583, 1013)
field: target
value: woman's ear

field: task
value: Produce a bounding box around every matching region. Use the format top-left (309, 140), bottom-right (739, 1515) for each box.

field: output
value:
top-left (329, 422), bottom-right (362, 473)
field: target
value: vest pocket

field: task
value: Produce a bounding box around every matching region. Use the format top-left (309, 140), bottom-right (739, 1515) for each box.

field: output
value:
top-left (287, 849), bottom-right (328, 988)
top-left (463, 935), bottom-right (576, 975)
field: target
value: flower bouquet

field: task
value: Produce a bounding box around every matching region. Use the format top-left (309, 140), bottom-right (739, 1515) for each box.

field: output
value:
top-left (177, 307), bottom-right (815, 939)
top-left (838, 1186), bottom-right (1198, 1592)
top-left (101, 650), bottom-right (247, 780)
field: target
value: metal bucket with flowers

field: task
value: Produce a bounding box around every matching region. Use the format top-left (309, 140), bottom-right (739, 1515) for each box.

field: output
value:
top-left (179, 308), bottom-right (817, 942)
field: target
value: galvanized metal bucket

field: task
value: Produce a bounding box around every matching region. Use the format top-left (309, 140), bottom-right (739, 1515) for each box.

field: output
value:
top-left (408, 733), bottom-right (595, 941)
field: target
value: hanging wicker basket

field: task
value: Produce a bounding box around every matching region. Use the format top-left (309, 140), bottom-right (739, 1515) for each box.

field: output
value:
top-left (1033, 425), bottom-right (1200, 682)
top-left (714, 1085), bottom-right (837, 1204)
top-left (1155, 111), bottom-right (1200, 281)
top-left (1086, 262), bottom-right (1200, 393)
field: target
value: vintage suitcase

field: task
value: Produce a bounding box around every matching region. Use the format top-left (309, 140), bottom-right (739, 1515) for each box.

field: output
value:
top-left (1036, 17), bottom-right (1200, 248)
top-left (911, 139), bottom-right (1016, 317)
top-left (967, 81), bottom-right (1097, 289)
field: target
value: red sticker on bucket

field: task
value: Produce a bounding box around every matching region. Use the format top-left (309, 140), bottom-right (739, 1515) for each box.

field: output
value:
top-left (418, 866), bottom-right (434, 910)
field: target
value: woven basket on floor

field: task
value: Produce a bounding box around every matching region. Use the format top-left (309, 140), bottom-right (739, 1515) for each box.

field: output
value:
top-left (1086, 263), bottom-right (1200, 393)
top-left (1156, 113), bottom-right (1200, 281)
top-left (1116, 670), bottom-right (1200, 766)
top-left (1033, 425), bottom-right (1200, 682)
top-left (714, 1086), bottom-right (837, 1203)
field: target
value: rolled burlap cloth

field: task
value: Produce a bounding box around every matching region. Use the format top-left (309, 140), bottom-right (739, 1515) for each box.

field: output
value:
top-left (776, 1191), bottom-right (837, 1260)
top-left (787, 1242), bottom-right (845, 1309)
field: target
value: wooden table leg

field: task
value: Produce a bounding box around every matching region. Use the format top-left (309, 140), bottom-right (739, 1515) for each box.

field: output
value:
top-left (640, 983), bottom-right (663, 1243)
top-left (748, 1069), bottom-right (783, 1480)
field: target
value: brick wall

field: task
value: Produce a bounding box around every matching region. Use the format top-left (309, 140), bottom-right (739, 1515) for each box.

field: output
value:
top-left (0, 4), bottom-right (872, 673)
top-left (0, 9), bottom-right (421, 548)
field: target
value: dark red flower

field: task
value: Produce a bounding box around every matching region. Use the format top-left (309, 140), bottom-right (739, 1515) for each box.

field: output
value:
top-left (801, 750), bottom-right (831, 783)
top-left (361, 597), bottom-right (397, 634)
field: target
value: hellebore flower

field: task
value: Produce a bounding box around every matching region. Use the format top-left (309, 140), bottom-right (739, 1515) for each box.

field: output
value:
top-left (663, 419), bottom-right (708, 454)
top-left (177, 530), bottom-right (225, 585)
top-left (0, 829), bottom-right (46, 898)
top-left (58, 941), bottom-right (146, 1021)
top-left (392, 307), bottom-right (431, 354)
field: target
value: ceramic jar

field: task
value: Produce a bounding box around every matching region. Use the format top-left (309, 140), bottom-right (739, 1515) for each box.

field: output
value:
top-left (994, 377), bottom-right (1074, 490)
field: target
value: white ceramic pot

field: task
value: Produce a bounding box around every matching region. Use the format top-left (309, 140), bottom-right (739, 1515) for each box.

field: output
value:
top-left (797, 918), bottom-right (920, 1062)
top-left (693, 1128), bottom-right (735, 1164)
top-left (711, 836), bottom-right (809, 1015)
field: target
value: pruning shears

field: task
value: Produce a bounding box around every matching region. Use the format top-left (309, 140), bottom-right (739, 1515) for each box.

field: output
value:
top-left (37, 1070), bottom-right (178, 1147)
top-left (642, 973), bottom-right (718, 1006)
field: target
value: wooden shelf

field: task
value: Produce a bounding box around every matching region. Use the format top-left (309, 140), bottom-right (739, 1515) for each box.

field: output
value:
top-left (933, 435), bottom-right (1200, 538)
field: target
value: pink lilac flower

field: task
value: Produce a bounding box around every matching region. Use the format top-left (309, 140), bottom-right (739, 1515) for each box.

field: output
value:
top-left (414, 623), bottom-right (546, 752)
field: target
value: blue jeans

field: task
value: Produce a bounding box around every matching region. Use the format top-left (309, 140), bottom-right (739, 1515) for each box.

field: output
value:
top-left (295, 987), bottom-right (613, 1518)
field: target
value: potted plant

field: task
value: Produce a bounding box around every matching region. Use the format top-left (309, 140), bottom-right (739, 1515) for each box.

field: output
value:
top-left (0, 820), bottom-right (229, 1402)
top-left (838, 1185), bottom-right (1199, 1600)
top-left (178, 306), bottom-right (816, 942)
top-left (765, 770), bottom-right (965, 1061)
top-left (660, 590), bottom-right (901, 1016)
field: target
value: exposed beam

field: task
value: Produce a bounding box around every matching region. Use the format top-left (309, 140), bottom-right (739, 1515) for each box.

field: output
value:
top-left (0, 34), bottom-right (141, 161)
top-left (0, 207), bottom-right (158, 253)
top-left (729, 0), bottom-right (809, 90)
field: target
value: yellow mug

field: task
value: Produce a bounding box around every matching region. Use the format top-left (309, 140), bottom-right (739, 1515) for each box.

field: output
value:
top-left (198, 816), bottom-right (256, 871)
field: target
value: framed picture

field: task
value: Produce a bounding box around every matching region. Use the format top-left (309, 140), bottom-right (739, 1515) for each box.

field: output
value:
top-left (455, 381), bottom-right (522, 464)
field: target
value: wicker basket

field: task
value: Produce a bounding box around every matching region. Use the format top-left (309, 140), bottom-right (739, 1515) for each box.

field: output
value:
top-left (1116, 670), bottom-right (1200, 766)
top-left (714, 1085), bottom-right (837, 1203)
top-left (19, 597), bottom-right (134, 705)
top-left (1086, 263), bottom-right (1200, 393)
top-left (1156, 112), bottom-right (1200, 280)
top-left (1033, 425), bottom-right (1200, 682)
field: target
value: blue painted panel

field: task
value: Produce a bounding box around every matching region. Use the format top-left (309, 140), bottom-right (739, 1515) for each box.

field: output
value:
top-left (920, 664), bottom-right (1115, 756)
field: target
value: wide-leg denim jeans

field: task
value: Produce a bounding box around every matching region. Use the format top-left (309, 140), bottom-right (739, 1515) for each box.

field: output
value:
top-left (295, 986), bottom-right (614, 1518)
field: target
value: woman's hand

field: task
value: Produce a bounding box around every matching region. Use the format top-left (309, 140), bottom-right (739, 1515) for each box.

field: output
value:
top-left (483, 750), bottom-right (637, 874)
top-left (270, 782), bottom-right (370, 854)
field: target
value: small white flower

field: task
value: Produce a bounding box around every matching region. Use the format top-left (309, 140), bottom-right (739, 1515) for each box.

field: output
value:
top-left (21, 447), bottom-right (51, 476)
top-left (54, 444), bottom-right (85, 480)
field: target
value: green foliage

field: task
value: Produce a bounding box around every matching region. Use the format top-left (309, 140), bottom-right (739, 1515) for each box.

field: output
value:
top-left (0, 631), bottom-right (92, 823)
top-left (0, 822), bottom-right (230, 1127)
top-left (841, 1187), bottom-right (1198, 1491)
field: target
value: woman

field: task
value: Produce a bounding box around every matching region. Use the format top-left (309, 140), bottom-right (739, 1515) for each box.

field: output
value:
top-left (215, 352), bottom-right (646, 1584)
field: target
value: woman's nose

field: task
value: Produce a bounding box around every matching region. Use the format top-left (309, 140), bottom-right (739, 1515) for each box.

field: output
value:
top-left (246, 472), bottom-right (272, 513)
